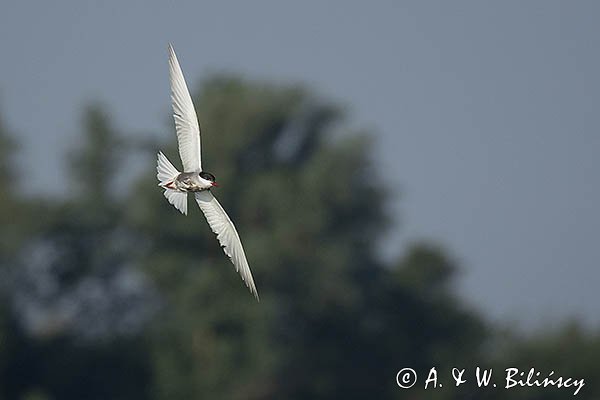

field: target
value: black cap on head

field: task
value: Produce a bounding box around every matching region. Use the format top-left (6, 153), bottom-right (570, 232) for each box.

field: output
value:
top-left (199, 171), bottom-right (216, 182)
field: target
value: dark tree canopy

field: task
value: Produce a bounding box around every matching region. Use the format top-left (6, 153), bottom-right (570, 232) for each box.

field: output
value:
top-left (129, 77), bottom-right (485, 399)
top-left (0, 77), bottom-right (597, 400)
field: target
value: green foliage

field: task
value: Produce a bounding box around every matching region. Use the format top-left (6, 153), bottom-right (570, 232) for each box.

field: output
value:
top-left (0, 76), bottom-right (597, 400)
top-left (0, 113), bottom-right (26, 256)
top-left (0, 102), bottom-right (153, 400)
top-left (69, 103), bottom-right (121, 204)
top-left (0, 112), bottom-right (15, 185)
top-left (129, 77), bottom-right (487, 399)
top-left (485, 324), bottom-right (600, 400)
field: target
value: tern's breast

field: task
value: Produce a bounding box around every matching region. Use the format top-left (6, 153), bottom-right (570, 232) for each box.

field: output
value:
top-left (174, 172), bottom-right (210, 192)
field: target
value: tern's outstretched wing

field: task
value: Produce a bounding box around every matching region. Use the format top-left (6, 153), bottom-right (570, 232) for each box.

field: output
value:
top-left (168, 44), bottom-right (202, 172)
top-left (195, 191), bottom-right (259, 300)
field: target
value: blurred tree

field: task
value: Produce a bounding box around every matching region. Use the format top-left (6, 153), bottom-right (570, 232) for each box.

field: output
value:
top-left (0, 111), bottom-right (26, 257)
top-left (1, 75), bottom-right (596, 400)
top-left (68, 103), bottom-right (122, 223)
top-left (1, 104), bottom-right (155, 400)
top-left (0, 112), bottom-right (15, 185)
top-left (129, 76), bottom-right (487, 399)
top-left (485, 324), bottom-right (599, 400)
top-left (0, 110), bottom-right (29, 400)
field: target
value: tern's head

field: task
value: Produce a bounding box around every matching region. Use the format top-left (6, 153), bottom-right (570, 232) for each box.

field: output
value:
top-left (199, 171), bottom-right (219, 187)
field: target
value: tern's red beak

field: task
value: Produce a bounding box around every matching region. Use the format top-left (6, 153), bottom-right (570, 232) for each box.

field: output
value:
top-left (211, 182), bottom-right (219, 187)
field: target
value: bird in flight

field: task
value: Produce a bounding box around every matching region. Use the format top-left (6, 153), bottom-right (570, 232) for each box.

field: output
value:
top-left (157, 44), bottom-right (259, 301)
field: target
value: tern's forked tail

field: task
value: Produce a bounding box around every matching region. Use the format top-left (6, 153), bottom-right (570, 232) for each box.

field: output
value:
top-left (157, 151), bottom-right (188, 215)
top-left (157, 151), bottom-right (179, 186)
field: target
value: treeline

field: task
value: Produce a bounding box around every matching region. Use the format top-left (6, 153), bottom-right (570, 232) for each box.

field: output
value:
top-left (0, 77), bottom-right (597, 399)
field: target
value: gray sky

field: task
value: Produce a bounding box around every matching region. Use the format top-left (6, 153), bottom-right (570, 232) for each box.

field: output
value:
top-left (1, 1), bottom-right (599, 328)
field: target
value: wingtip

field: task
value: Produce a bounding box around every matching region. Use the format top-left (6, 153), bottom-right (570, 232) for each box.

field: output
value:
top-left (242, 275), bottom-right (260, 302)
top-left (240, 277), bottom-right (259, 301)
top-left (252, 289), bottom-right (260, 302)
top-left (168, 43), bottom-right (177, 62)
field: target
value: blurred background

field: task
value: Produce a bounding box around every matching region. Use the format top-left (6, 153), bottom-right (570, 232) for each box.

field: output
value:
top-left (1, 1), bottom-right (599, 399)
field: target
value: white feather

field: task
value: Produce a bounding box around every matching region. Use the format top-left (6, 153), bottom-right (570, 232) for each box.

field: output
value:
top-left (156, 151), bottom-right (179, 186)
top-left (156, 152), bottom-right (188, 215)
top-left (195, 191), bottom-right (259, 300)
top-left (168, 44), bottom-right (202, 172)
top-left (165, 189), bottom-right (188, 215)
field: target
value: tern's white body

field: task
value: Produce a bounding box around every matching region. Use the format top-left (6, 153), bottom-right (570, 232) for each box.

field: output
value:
top-left (156, 44), bottom-right (259, 301)
top-left (170, 171), bottom-right (213, 192)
